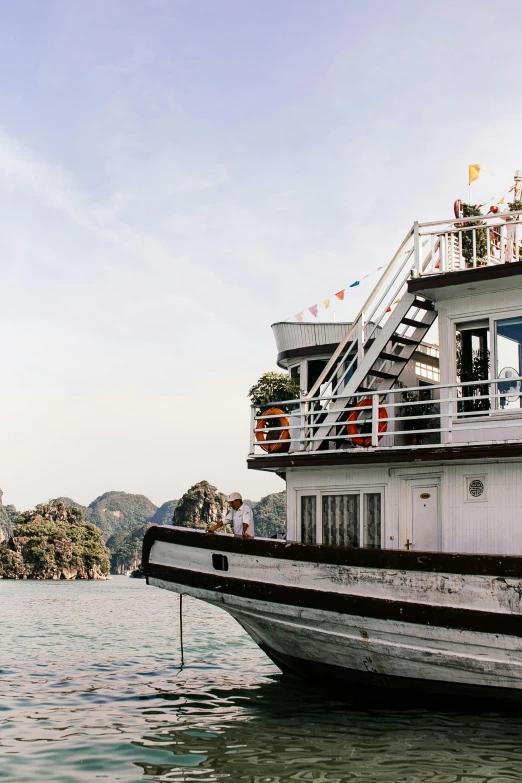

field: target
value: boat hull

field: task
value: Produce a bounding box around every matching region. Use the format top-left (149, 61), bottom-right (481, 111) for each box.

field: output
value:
top-left (144, 527), bottom-right (522, 701)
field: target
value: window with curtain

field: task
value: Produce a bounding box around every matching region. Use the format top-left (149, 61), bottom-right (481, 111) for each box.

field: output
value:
top-left (322, 494), bottom-right (360, 547)
top-left (300, 496), bottom-right (316, 544)
top-left (363, 493), bottom-right (381, 549)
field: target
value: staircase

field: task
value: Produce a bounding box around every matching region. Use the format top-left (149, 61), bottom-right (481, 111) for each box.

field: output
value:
top-left (341, 292), bottom-right (437, 396)
top-left (304, 226), bottom-right (438, 450)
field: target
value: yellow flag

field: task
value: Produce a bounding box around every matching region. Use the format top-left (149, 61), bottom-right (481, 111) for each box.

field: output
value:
top-left (469, 164), bottom-right (481, 184)
top-left (498, 197), bottom-right (505, 204)
top-left (322, 297), bottom-right (330, 309)
top-left (469, 164), bottom-right (493, 184)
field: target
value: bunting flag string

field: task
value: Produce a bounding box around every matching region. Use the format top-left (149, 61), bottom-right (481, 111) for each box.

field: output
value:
top-left (477, 184), bottom-right (514, 210)
top-left (289, 261), bottom-right (390, 323)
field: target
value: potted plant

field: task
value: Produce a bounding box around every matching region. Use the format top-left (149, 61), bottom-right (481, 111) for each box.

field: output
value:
top-left (455, 203), bottom-right (487, 267)
top-left (395, 381), bottom-right (438, 445)
top-left (248, 372), bottom-right (300, 453)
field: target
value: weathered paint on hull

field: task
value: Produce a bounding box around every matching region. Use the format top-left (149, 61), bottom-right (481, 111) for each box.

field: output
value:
top-left (148, 576), bottom-right (522, 700)
top-left (143, 528), bottom-right (522, 700)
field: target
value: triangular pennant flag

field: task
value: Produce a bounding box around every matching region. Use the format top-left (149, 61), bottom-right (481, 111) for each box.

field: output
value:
top-left (335, 289), bottom-right (345, 300)
top-left (295, 312), bottom-right (304, 322)
top-left (322, 297), bottom-right (330, 309)
top-left (469, 163), bottom-right (493, 184)
top-left (499, 197), bottom-right (505, 204)
top-left (469, 164), bottom-right (481, 184)
top-left (308, 304), bottom-right (318, 318)
top-left (349, 281), bottom-right (360, 288)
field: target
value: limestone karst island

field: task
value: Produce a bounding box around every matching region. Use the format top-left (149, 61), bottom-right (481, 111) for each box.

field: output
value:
top-left (0, 482), bottom-right (285, 580)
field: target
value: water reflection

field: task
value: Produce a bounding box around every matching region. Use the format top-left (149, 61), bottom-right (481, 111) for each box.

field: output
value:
top-left (2, 579), bottom-right (522, 783)
top-left (136, 675), bottom-right (522, 782)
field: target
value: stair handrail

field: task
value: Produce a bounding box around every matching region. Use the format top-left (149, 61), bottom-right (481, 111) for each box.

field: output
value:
top-left (306, 224), bottom-right (415, 401)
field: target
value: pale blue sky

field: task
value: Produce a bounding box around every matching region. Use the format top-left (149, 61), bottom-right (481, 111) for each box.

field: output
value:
top-left (1, 0), bottom-right (521, 509)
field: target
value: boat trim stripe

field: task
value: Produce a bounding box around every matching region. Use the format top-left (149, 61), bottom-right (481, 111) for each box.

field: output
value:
top-left (146, 562), bottom-right (522, 637)
top-left (142, 526), bottom-right (522, 577)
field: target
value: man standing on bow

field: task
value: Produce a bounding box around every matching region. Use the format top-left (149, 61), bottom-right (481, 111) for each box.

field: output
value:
top-left (207, 492), bottom-right (255, 538)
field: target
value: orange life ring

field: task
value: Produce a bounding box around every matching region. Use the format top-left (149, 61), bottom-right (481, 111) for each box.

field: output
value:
top-left (347, 398), bottom-right (388, 447)
top-left (454, 199), bottom-right (462, 219)
top-left (255, 407), bottom-right (291, 453)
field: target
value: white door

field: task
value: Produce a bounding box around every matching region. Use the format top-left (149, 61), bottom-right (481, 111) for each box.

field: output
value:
top-left (402, 480), bottom-right (440, 552)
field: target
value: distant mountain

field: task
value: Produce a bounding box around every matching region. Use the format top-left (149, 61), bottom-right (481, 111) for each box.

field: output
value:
top-left (149, 500), bottom-right (178, 526)
top-left (251, 492), bottom-right (285, 538)
top-left (88, 491), bottom-right (158, 538)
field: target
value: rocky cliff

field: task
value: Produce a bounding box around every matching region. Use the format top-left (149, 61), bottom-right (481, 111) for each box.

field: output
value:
top-left (106, 523), bottom-right (150, 575)
top-left (0, 500), bottom-right (110, 580)
top-left (0, 490), bottom-right (18, 543)
top-left (173, 481), bottom-right (228, 529)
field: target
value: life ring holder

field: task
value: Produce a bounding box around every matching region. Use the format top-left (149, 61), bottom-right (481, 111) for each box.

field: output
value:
top-left (255, 407), bottom-right (291, 453)
top-left (347, 398), bottom-right (388, 447)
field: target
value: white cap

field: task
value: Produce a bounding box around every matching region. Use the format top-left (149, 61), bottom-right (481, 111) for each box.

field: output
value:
top-left (226, 492), bottom-right (242, 503)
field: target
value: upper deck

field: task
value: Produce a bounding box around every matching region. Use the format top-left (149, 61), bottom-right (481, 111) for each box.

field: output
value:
top-left (249, 209), bottom-right (522, 471)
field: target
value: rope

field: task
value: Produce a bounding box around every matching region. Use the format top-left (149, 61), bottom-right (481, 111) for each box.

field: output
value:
top-left (179, 593), bottom-right (185, 667)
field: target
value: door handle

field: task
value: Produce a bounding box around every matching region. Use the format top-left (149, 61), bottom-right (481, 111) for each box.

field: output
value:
top-left (405, 539), bottom-right (413, 550)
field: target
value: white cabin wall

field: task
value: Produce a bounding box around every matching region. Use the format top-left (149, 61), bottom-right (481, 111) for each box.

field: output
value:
top-left (439, 461), bottom-right (522, 554)
top-left (286, 460), bottom-right (522, 555)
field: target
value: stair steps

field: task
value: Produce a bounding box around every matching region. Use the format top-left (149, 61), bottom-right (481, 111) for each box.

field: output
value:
top-left (307, 290), bottom-right (437, 450)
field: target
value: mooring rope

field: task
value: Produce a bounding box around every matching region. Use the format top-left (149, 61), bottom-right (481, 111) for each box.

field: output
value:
top-left (179, 593), bottom-right (185, 667)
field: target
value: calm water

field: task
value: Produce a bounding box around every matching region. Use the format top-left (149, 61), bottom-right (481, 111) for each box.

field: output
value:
top-left (1, 579), bottom-right (522, 782)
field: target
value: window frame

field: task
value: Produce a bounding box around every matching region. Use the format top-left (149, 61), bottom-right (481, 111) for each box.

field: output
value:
top-left (452, 308), bottom-right (522, 415)
top-left (296, 486), bottom-right (385, 547)
top-left (495, 314), bottom-right (522, 411)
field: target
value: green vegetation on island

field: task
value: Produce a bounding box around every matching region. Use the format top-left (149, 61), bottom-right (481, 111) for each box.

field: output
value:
top-left (173, 481), bottom-right (228, 529)
top-left (0, 500), bottom-right (110, 580)
top-left (0, 483), bottom-right (286, 579)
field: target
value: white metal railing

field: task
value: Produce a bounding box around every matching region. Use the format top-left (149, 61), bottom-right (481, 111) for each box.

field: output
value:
top-left (249, 377), bottom-right (522, 457)
top-left (418, 210), bottom-right (522, 273)
top-left (307, 211), bottom-right (522, 404)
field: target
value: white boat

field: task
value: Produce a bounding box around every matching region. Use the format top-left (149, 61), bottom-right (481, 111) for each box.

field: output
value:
top-left (144, 180), bottom-right (522, 700)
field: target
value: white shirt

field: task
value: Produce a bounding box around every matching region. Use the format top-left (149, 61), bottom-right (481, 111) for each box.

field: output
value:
top-left (224, 503), bottom-right (255, 537)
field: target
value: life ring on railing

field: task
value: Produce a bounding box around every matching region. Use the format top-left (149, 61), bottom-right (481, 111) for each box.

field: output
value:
top-left (454, 199), bottom-right (462, 219)
top-left (347, 398), bottom-right (388, 447)
top-left (255, 407), bottom-right (291, 453)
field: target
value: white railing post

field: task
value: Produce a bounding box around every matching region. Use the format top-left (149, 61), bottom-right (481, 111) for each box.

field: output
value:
top-left (413, 221), bottom-right (421, 275)
top-left (357, 315), bottom-right (364, 366)
top-left (249, 406), bottom-right (256, 455)
top-left (440, 233), bottom-right (447, 273)
top-left (371, 392), bottom-right (379, 447)
top-left (301, 397), bottom-right (308, 452)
